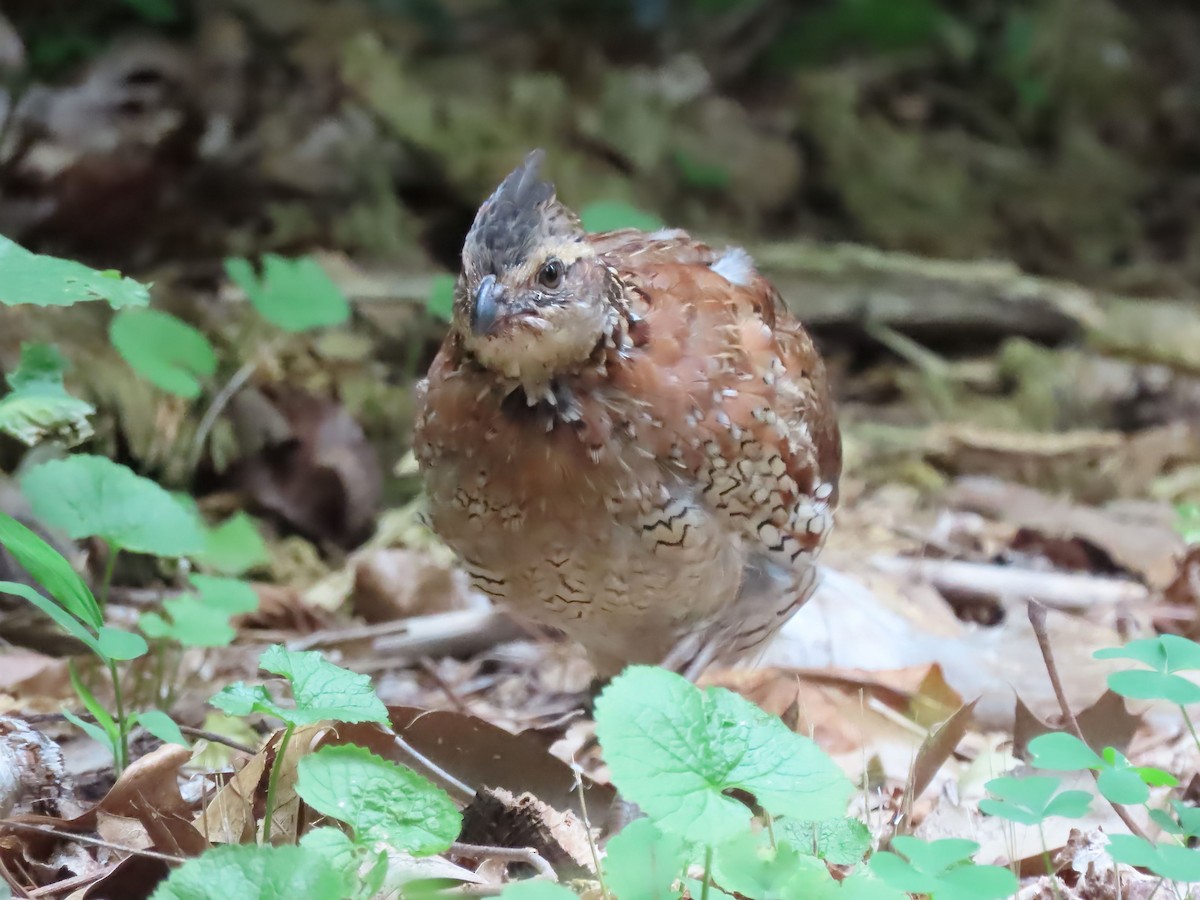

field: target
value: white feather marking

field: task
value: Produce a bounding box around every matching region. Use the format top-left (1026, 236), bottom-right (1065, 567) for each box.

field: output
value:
top-left (710, 247), bottom-right (757, 287)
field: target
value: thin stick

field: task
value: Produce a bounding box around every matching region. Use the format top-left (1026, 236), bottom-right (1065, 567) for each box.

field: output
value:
top-left (0, 821), bottom-right (183, 864)
top-left (177, 726), bottom-right (255, 755)
top-left (449, 842), bottom-right (556, 881)
top-left (27, 869), bottom-right (103, 897)
top-left (188, 356), bottom-right (260, 474)
top-left (1027, 602), bottom-right (1151, 841)
top-left (21, 714), bottom-right (256, 756)
top-left (392, 734), bottom-right (476, 801)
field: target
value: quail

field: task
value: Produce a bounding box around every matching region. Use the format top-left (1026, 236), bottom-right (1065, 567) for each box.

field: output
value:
top-left (414, 151), bottom-right (840, 678)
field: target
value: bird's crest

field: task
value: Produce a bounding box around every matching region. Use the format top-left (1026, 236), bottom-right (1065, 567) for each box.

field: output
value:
top-left (463, 150), bottom-right (579, 276)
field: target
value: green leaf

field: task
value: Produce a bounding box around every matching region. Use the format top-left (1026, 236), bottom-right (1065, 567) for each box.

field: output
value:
top-left (0, 512), bottom-right (102, 628)
top-left (197, 513), bottom-right (270, 576)
top-left (979, 776), bottom-right (1091, 826)
top-left (224, 255), bottom-right (350, 332)
top-left (712, 831), bottom-right (826, 899)
top-left (109, 308), bottom-right (217, 399)
top-left (210, 644), bottom-right (389, 727)
top-left (593, 666), bottom-right (853, 845)
top-left (893, 836), bottom-right (980, 874)
top-left (0, 236), bottom-right (150, 308)
top-left (1108, 835), bottom-right (1200, 882)
top-left (0, 343), bottom-right (94, 446)
top-left (497, 883), bottom-right (578, 900)
top-left (870, 837), bottom-right (1018, 900)
top-left (62, 707), bottom-right (117, 759)
top-left (1107, 670), bottom-right (1200, 706)
top-left (297, 826), bottom-right (370, 896)
top-left (0, 580), bottom-right (102, 656)
top-left (66, 662), bottom-right (120, 760)
top-left (776, 817), bottom-right (871, 865)
top-left (96, 626), bottom-right (148, 660)
top-left (1097, 635), bottom-right (1200, 673)
top-left (603, 819), bottom-right (687, 900)
top-left (136, 709), bottom-right (190, 747)
top-left (427, 274), bottom-right (456, 323)
top-left (1027, 732), bottom-right (1103, 771)
top-left (21, 455), bottom-right (205, 556)
top-left (296, 743), bottom-right (461, 855)
top-left (1097, 767), bottom-right (1149, 805)
top-left (149, 843), bottom-right (345, 900)
top-left (139, 596), bottom-right (236, 648)
top-left (189, 575), bottom-right (259, 614)
top-left (579, 201), bottom-right (664, 234)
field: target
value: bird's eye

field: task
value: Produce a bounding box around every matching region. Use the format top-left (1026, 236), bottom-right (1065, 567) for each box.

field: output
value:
top-left (537, 258), bottom-right (564, 289)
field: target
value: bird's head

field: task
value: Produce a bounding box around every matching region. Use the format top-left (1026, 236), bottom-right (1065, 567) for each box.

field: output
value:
top-left (454, 151), bottom-right (620, 392)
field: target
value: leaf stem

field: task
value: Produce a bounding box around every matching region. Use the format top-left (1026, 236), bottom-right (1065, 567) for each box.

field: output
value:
top-left (1027, 602), bottom-right (1151, 841)
top-left (100, 545), bottom-right (128, 771)
top-left (1038, 822), bottom-right (1061, 900)
top-left (107, 659), bottom-right (129, 772)
top-left (261, 723), bottom-right (295, 845)
top-left (700, 845), bottom-right (713, 900)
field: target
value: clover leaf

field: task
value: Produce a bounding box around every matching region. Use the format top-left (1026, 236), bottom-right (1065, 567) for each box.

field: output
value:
top-left (979, 775), bottom-right (1092, 826)
top-left (869, 837), bottom-right (1017, 900)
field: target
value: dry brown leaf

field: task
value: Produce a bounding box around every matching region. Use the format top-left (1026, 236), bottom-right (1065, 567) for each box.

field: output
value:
top-left (388, 707), bottom-right (615, 818)
top-left (1012, 689), bottom-right (1141, 759)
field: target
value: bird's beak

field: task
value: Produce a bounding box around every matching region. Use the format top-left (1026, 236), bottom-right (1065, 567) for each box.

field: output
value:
top-left (471, 274), bottom-right (505, 336)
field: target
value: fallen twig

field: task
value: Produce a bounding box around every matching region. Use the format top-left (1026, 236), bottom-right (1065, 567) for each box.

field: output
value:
top-left (873, 556), bottom-right (1149, 609)
top-left (450, 841), bottom-right (556, 881)
top-left (1027, 601), bottom-right (1151, 842)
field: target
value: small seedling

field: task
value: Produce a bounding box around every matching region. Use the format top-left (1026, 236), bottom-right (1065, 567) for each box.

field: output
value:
top-left (0, 513), bottom-right (156, 770)
top-left (210, 644), bottom-right (390, 842)
top-left (0, 343), bottom-right (94, 446)
top-left (224, 254), bottom-right (350, 332)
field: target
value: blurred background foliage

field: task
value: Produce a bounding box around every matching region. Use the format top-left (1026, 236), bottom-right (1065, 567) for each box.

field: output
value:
top-left (2, 0), bottom-right (1199, 298)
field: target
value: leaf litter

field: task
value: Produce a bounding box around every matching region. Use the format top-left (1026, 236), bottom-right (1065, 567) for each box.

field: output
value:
top-left (3, 1), bottom-right (1200, 896)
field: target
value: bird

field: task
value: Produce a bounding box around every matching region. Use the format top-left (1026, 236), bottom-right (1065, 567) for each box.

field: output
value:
top-left (413, 151), bottom-right (841, 679)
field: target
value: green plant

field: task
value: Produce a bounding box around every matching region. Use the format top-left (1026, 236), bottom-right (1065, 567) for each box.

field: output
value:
top-left (1096, 635), bottom-right (1200, 748)
top-left (223, 254), bottom-right (351, 332)
top-left (209, 644), bottom-right (391, 843)
top-left (0, 512), bottom-right (168, 771)
top-left (869, 837), bottom-right (1017, 900)
top-left (0, 343), bottom-right (95, 446)
top-left (591, 666), bottom-right (905, 899)
top-left (109, 308), bottom-right (218, 399)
